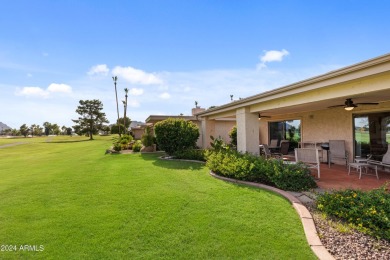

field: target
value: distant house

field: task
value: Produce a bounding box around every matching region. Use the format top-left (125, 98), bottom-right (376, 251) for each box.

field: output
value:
top-left (197, 53), bottom-right (390, 164)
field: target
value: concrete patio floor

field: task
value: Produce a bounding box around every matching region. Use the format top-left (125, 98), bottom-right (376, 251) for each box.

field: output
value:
top-left (310, 163), bottom-right (390, 191)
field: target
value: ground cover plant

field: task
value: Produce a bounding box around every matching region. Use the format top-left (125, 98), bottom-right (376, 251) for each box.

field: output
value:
top-left (316, 186), bottom-right (390, 241)
top-left (0, 136), bottom-right (316, 259)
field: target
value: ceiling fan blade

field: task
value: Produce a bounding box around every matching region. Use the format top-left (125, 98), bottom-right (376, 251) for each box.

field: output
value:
top-left (355, 102), bottom-right (379, 105)
top-left (328, 104), bottom-right (345, 108)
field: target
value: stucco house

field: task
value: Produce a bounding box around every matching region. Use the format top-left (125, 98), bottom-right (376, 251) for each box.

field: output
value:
top-left (197, 53), bottom-right (390, 165)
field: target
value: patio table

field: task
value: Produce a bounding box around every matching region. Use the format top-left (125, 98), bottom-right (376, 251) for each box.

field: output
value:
top-left (348, 162), bottom-right (378, 179)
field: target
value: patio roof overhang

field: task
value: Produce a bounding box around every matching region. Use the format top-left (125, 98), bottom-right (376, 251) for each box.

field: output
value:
top-left (197, 53), bottom-right (390, 120)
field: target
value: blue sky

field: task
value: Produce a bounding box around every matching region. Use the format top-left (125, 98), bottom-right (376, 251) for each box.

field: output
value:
top-left (1, 0), bottom-right (390, 129)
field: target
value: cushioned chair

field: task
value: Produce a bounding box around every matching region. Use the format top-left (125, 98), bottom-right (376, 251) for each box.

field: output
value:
top-left (279, 140), bottom-right (290, 155)
top-left (328, 140), bottom-right (349, 168)
top-left (295, 148), bottom-right (321, 178)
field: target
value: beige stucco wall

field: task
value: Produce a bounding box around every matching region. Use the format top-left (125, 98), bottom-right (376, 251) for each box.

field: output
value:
top-left (214, 121), bottom-right (236, 143)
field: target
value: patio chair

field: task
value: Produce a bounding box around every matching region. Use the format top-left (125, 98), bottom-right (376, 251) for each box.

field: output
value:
top-left (328, 140), bottom-right (349, 168)
top-left (270, 139), bottom-right (278, 147)
top-left (279, 140), bottom-right (290, 155)
top-left (295, 148), bottom-right (321, 178)
top-left (260, 144), bottom-right (282, 159)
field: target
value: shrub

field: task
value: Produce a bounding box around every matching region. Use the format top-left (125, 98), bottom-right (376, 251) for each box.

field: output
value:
top-left (132, 140), bottom-right (142, 152)
top-left (316, 185), bottom-right (390, 241)
top-left (229, 126), bottom-right (237, 148)
top-left (154, 118), bottom-right (199, 155)
top-left (205, 138), bottom-right (317, 191)
top-left (113, 142), bottom-right (122, 152)
top-left (141, 126), bottom-right (154, 147)
top-left (173, 149), bottom-right (206, 161)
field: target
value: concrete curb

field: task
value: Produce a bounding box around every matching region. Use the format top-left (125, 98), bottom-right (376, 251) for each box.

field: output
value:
top-left (210, 172), bottom-right (335, 260)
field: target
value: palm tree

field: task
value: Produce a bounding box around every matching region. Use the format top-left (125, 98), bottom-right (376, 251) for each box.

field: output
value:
top-left (123, 88), bottom-right (129, 135)
top-left (112, 76), bottom-right (121, 137)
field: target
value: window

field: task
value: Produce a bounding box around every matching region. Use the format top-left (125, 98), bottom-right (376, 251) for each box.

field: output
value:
top-left (354, 112), bottom-right (390, 160)
top-left (269, 119), bottom-right (301, 149)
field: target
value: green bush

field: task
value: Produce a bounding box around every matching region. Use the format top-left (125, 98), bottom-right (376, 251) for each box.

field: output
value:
top-left (132, 140), bottom-right (142, 152)
top-left (173, 149), bottom-right (206, 161)
top-left (154, 118), bottom-right (199, 155)
top-left (113, 142), bottom-right (122, 152)
top-left (229, 126), bottom-right (237, 148)
top-left (205, 142), bottom-right (317, 191)
top-left (141, 126), bottom-right (154, 147)
top-left (316, 185), bottom-right (390, 241)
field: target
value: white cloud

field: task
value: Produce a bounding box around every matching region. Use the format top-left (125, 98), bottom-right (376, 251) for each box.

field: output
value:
top-left (88, 64), bottom-right (110, 76)
top-left (112, 66), bottom-right (162, 85)
top-left (159, 92), bottom-right (171, 99)
top-left (47, 83), bottom-right (72, 93)
top-left (258, 49), bottom-right (289, 69)
top-left (127, 99), bottom-right (140, 107)
top-left (15, 87), bottom-right (49, 98)
top-left (129, 88), bottom-right (144, 96)
top-left (15, 83), bottom-right (72, 98)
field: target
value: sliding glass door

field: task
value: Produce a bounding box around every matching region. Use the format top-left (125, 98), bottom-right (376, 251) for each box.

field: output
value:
top-left (354, 112), bottom-right (390, 160)
top-left (269, 119), bottom-right (301, 149)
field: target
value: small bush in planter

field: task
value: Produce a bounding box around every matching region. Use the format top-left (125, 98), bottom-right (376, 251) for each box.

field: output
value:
top-left (132, 140), bottom-right (142, 152)
top-left (113, 142), bottom-right (122, 152)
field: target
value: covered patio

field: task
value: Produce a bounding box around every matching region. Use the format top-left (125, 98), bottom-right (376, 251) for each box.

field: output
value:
top-left (197, 53), bottom-right (390, 191)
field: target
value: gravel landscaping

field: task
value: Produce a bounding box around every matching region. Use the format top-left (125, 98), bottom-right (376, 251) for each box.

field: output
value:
top-left (305, 203), bottom-right (390, 260)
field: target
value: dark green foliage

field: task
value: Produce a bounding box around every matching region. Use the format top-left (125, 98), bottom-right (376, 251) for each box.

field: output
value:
top-left (229, 126), bottom-right (237, 148)
top-left (132, 140), bottom-right (142, 152)
top-left (205, 138), bottom-right (317, 191)
top-left (72, 99), bottom-right (109, 140)
top-left (113, 142), bottom-right (122, 152)
top-left (154, 118), bottom-right (199, 155)
top-left (317, 186), bottom-right (390, 241)
top-left (141, 126), bottom-right (154, 147)
top-left (173, 149), bottom-right (206, 161)
top-left (19, 124), bottom-right (29, 137)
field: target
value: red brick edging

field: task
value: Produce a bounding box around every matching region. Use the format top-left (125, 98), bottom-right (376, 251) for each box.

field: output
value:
top-left (209, 172), bottom-right (335, 260)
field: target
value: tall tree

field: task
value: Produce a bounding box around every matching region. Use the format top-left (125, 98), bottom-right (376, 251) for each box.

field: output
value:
top-left (51, 124), bottom-right (60, 135)
top-left (112, 76), bottom-right (121, 137)
top-left (19, 124), bottom-right (29, 137)
top-left (72, 99), bottom-right (109, 140)
top-left (123, 88), bottom-right (129, 134)
top-left (43, 121), bottom-right (52, 136)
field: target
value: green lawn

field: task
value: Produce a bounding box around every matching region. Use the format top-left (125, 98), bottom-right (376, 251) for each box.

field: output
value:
top-left (0, 136), bottom-right (315, 259)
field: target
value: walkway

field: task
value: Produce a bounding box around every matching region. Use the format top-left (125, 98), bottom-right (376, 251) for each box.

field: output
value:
top-left (0, 142), bottom-right (27, 149)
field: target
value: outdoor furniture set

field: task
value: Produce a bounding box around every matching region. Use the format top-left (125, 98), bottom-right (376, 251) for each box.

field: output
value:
top-left (262, 139), bottom-right (390, 180)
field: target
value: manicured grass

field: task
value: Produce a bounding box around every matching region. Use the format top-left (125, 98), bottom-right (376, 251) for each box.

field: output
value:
top-left (0, 136), bottom-right (316, 259)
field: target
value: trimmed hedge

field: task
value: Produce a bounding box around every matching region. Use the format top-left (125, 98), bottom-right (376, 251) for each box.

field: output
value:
top-left (205, 148), bottom-right (317, 191)
top-left (173, 149), bottom-right (206, 162)
top-left (317, 186), bottom-right (390, 241)
top-left (154, 118), bottom-right (199, 155)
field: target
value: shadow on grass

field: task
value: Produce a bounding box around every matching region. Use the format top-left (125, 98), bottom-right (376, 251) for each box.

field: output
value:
top-left (140, 153), bottom-right (205, 170)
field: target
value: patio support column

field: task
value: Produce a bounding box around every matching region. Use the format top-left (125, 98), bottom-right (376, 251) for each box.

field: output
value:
top-left (201, 118), bottom-right (215, 148)
top-left (236, 107), bottom-right (259, 155)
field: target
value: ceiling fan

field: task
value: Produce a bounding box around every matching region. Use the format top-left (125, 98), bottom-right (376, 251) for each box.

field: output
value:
top-left (328, 98), bottom-right (379, 111)
top-left (258, 113), bottom-right (271, 119)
